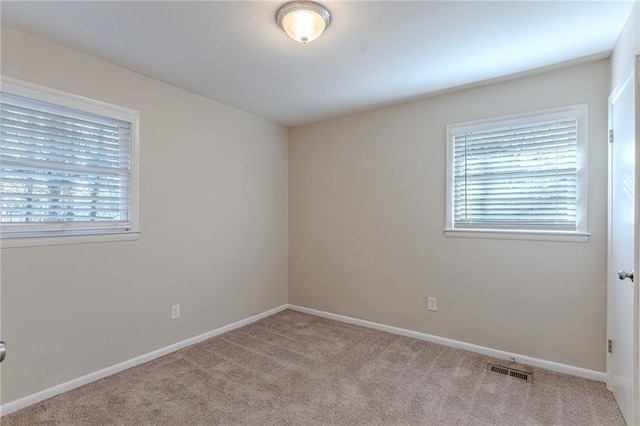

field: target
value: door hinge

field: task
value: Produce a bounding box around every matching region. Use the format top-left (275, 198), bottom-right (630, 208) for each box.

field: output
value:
top-left (608, 339), bottom-right (613, 354)
top-left (609, 129), bottom-right (614, 143)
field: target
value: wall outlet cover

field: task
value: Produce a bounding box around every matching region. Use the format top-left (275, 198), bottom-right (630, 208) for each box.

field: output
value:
top-left (171, 304), bottom-right (180, 320)
top-left (427, 297), bottom-right (437, 312)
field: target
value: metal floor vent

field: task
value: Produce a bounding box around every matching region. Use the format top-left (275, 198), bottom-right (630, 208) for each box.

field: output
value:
top-left (487, 363), bottom-right (533, 382)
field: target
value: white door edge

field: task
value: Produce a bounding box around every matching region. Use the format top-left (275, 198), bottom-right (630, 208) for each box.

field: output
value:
top-left (633, 55), bottom-right (640, 426)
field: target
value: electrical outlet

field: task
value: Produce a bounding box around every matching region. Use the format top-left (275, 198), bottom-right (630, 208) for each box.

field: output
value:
top-left (427, 297), bottom-right (437, 312)
top-left (171, 304), bottom-right (180, 320)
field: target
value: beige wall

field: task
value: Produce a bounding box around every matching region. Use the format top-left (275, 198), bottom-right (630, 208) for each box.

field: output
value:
top-left (0, 28), bottom-right (288, 404)
top-left (289, 60), bottom-right (610, 372)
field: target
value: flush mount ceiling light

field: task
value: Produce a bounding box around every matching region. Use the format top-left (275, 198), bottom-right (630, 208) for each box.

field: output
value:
top-left (276, 1), bottom-right (331, 44)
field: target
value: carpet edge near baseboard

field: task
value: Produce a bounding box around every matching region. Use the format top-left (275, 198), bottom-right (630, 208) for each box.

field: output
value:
top-left (0, 304), bottom-right (289, 417)
top-left (287, 304), bottom-right (606, 383)
top-left (1, 303), bottom-right (606, 417)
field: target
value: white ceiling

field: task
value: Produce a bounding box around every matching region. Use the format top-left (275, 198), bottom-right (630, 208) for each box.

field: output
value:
top-left (1, 1), bottom-right (635, 127)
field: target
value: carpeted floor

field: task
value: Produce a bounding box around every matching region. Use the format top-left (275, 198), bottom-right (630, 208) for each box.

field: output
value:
top-left (2, 309), bottom-right (625, 425)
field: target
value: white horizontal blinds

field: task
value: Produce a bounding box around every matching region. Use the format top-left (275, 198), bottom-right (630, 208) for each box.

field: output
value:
top-left (453, 118), bottom-right (578, 231)
top-left (0, 92), bottom-right (132, 233)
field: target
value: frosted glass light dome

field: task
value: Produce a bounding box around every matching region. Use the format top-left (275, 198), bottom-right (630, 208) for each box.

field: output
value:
top-left (276, 1), bottom-right (331, 44)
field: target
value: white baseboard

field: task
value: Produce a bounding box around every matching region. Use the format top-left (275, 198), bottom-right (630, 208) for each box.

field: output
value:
top-left (2, 302), bottom-right (605, 417)
top-left (1, 304), bottom-right (288, 417)
top-left (288, 304), bottom-right (606, 382)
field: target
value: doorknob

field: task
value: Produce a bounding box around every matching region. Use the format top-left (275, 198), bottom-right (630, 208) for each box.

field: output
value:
top-left (618, 270), bottom-right (634, 282)
top-left (0, 341), bottom-right (6, 363)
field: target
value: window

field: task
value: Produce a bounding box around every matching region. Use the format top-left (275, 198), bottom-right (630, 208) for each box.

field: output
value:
top-left (445, 105), bottom-right (588, 242)
top-left (1, 78), bottom-right (139, 247)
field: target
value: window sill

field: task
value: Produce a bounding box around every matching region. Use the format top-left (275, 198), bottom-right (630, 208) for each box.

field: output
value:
top-left (444, 229), bottom-right (590, 243)
top-left (1, 231), bottom-right (140, 249)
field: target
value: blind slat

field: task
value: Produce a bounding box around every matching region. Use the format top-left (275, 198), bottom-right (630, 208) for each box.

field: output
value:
top-left (2, 145), bottom-right (124, 169)
top-left (2, 126), bottom-right (127, 153)
top-left (1, 105), bottom-right (126, 135)
top-left (1, 132), bottom-right (125, 158)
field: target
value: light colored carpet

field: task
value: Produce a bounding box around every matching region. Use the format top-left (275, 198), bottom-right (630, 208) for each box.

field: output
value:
top-left (1, 309), bottom-right (625, 425)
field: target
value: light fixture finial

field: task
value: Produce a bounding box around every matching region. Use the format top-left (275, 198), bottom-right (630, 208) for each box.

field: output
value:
top-left (276, 1), bottom-right (331, 44)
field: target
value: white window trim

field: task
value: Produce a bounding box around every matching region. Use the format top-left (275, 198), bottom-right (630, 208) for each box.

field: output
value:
top-left (0, 76), bottom-right (140, 248)
top-left (444, 105), bottom-right (589, 242)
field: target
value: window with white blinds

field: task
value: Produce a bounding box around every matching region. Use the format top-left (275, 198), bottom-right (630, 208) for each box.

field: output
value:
top-left (1, 79), bottom-right (138, 241)
top-left (446, 105), bottom-right (588, 238)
